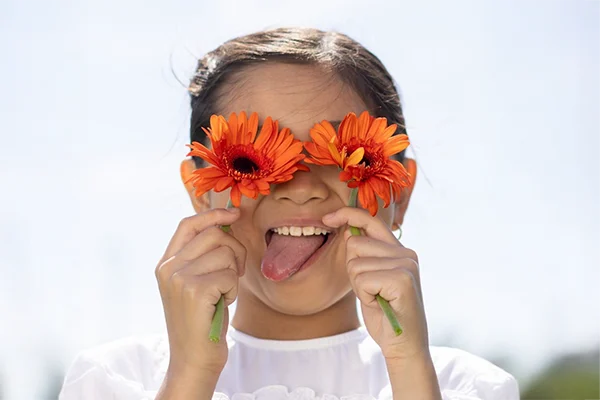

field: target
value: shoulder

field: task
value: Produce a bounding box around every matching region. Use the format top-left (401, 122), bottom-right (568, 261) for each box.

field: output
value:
top-left (429, 345), bottom-right (520, 398)
top-left (359, 337), bottom-right (519, 399)
top-left (71, 333), bottom-right (168, 376)
top-left (59, 333), bottom-right (168, 399)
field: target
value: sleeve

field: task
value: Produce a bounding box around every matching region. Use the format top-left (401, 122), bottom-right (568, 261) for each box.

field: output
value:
top-left (439, 374), bottom-right (520, 400)
top-left (58, 352), bottom-right (230, 400)
top-left (58, 352), bottom-right (159, 400)
top-left (377, 346), bottom-right (521, 400)
top-left (377, 373), bottom-right (519, 400)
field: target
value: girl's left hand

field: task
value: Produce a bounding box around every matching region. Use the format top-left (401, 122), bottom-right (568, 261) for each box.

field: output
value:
top-left (323, 207), bottom-right (430, 362)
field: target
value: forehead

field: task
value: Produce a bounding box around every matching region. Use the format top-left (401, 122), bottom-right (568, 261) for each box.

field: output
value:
top-left (215, 63), bottom-right (369, 140)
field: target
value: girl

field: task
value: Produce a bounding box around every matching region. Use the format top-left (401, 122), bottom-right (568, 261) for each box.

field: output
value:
top-left (59, 28), bottom-right (519, 400)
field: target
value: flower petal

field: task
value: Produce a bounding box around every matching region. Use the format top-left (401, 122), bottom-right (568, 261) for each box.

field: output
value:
top-left (189, 179), bottom-right (213, 197)
top-left (369, 178), bottom-right (391, 208)
top-left (248, 112), bottom-right (259, 143)
top-left (328, 142), bottom-right (344, 167)
top-left (358, 184), bottom-right (378, 216)
top-left (188, 112), bottom-right (310, 206)
top-left (383, 134), bottom-right (410, 157)
top-left (339, 170), bottom-right (353, 183)
top-left (228, 112), bottom-right (239, 143)
top-left (366, 118), bottom-right (385, 140)
top-left (254, 179), bottom-right (271, 193)
top-left (239, 185), bottom-right (258, 199)
top-left (254, 117), bottom-right (274, 150)
top-left (345, 147), bottom-right (365, 168)
top-left (343, 112), bottom-right (358, 143)
top-left (230, 184), bottom-right (242, 207)
top-left (375, 124), bottom-right (397, 142)
top-left (214, 176), bottom-right (235, 192)
top-left (358, 111), bottom-right (371, 141)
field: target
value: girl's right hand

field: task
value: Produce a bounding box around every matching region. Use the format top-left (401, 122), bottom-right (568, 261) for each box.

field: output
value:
top-left (154, 208), bottom-right (246, 377)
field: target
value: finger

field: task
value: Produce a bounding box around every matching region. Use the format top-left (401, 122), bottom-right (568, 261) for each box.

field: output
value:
top-left (201, 269), bottom-right (239, 307)
top-left (174, 245), bottom-right (241, 277)
top-left (353, 268), bottom-right (420, 310)
top-left (322, 207), bottom-right (397, 245)
top-left (160, 208), bottom-right (240, 262)
top-left (347, 257), bottom-right (421, 292)
top-left (176, 226), bottom-right (247, 276)
top-left (178, 268), bottom-right (239, 319)
top-left (345, 235), bottom-right (417, 265)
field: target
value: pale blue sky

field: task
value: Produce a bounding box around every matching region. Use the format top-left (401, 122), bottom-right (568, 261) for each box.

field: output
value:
top-left (0, 0), bottom-right (598, 398)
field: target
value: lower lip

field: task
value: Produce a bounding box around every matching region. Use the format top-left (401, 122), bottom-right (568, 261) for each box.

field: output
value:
top-left (289, 233), bottom-right (336, 279)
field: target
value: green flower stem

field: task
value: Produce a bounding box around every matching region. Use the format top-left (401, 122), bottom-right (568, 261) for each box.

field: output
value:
top-left (209, 198), bottom-right (234, 343)
top-left (220, 198), bottom-right (233, 233)
top-left (348, 187), bottom-right (403, 336)
top-left (349, 226), bottom-right (362, 236)
top-left (376, 294), bottom-right (403, 335)
top-left (209, 295), bottom-right (225, 342)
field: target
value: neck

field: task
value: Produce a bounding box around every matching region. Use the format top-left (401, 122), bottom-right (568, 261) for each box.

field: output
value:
top-left (231, 287), bottom-right (361, 340)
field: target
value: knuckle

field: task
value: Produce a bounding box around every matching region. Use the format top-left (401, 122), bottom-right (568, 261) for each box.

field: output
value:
top-left (354, 271), bottom-right (367, 287)
top-left (397, 268), bottom-right (415, 286)
top-left (221, 268), bottom-right (238, 282)
top-left (155, 257), bottom-right (174, 282)
top-left (218, 245), bottom-right (236, 262)
top-left (357, 289), bottom-right (373, 306)
top-left (403, 248), bottom-right (419, 264)
top-left (177, 216), bottom-right (194, 230)
top-left (224, 284), bottom-right (239, 306)
top-left (347, 258), bottom-right (360, 280)
top-left (154, 264), bottom-right (163, 281)
top-left (209, 268), bottom-right (237, 285)
top-left (170, 270), bottom-right (186, 288)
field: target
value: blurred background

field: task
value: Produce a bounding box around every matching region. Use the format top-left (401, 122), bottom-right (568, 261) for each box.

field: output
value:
top-left (0, 0), bottom-right (598, 399)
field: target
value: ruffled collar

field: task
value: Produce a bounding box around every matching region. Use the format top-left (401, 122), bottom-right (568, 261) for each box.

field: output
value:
top-left (227, 326), bottom-right (368, 351)
top-left (223, 385), bottom-right (383, 400)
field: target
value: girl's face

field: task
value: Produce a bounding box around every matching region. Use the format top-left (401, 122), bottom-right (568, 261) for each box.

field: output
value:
top-left (181, 63), bottom-right (409, 317)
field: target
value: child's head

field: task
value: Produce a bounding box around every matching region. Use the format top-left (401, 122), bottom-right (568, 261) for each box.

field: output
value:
top-left (180, 27), bottom-right (416, 319)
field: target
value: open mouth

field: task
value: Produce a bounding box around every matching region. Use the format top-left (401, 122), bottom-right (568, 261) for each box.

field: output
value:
top-left (265, 229), bottom-right (332, 247)
top-left (262, 228), bottom-right (335, 281)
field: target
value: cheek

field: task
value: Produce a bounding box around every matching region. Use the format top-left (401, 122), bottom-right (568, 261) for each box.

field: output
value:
top-left (330, 235), bottom-right (351, 283)
top-left (230, 209), bottom-right (265, 272)
top-left (315, 165), bottom-right (352, 202)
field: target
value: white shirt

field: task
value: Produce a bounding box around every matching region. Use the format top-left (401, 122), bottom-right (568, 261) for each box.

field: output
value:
top-left (59, 326), bottom-right (519, 400)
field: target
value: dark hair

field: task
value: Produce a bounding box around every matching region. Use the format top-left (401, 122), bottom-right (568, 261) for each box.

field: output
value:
top-left (188, 27), bottom-right (407, 168)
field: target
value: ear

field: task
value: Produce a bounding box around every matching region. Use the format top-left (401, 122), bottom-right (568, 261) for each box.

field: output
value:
top-left (392, 158), bottom-right (417, 230)
top-left (180, 158), bottom-right (211, 213)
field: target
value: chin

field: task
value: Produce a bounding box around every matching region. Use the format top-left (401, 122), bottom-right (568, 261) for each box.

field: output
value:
top-left (256, 269), bottom-right (351, 315)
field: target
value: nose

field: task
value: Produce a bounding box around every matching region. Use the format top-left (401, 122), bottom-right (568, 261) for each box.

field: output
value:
top-left (272, 170), bottom-right (329, 205)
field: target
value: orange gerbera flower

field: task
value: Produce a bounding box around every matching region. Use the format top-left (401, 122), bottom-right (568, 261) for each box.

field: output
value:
top-left (186, 111), bottom-right (308, 207)
top-left (304, 111), bottom-right (411, 216)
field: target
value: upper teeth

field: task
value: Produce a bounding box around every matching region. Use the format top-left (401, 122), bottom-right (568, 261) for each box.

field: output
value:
top-left (271, 226), bottom-right (330, 236)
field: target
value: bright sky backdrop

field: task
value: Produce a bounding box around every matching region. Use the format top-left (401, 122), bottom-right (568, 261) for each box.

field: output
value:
top-left (0, 0), bottom-right (598, 398)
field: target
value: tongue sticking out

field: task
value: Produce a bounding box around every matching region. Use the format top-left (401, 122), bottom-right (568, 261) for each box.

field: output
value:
top-left (261, 233), bottom-right (326, 281)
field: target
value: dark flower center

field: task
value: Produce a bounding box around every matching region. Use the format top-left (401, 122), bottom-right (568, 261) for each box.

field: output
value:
top-left (361, 156), bottom-right (372, 167)
top-left (233, 157), bottom-right (259, 173)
